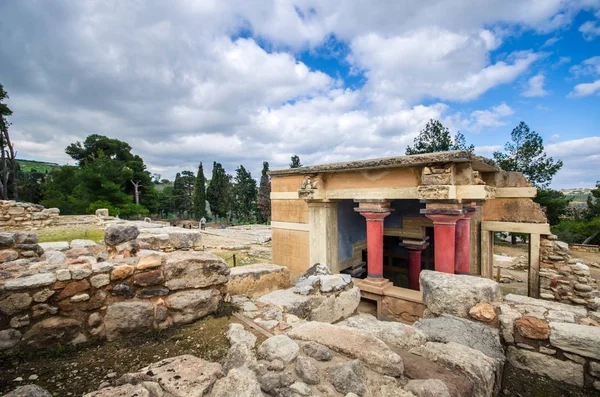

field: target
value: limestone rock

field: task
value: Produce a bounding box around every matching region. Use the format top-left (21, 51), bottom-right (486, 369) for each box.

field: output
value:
top-left (227, 263), bottom-right (291, 298)
top-left (165, 289), bottom-right (220, 324)
top-left (227, 323), bottom-right (257, 348)
top-left (92, 261), bottom-right (115, 273)
top-left (95, 208), bottom-right (109, 217)
top-left (340, 313), bottom-right (426, 350)
top-left (374, 376), bottom-right (415, 397)
top-left (258, 370), bottom-right (295, 394)
top-left (163, 251), bottom-right (229, 290)
top-left (404, 379), bottom-right (451, 397)
top-left (0, 329), bottom-right (22, 351)
top-left (504, 294), bottom-right (588, 317)
top-left (71, 239), bottom-right (97, 248)
top-left (0, 232), bottom-right (16, 249)
top-left (469, 303), bottom-right (497, 322)
top-left (104, 301), bottom-right (155, 340)
top-left (327, 360), bottom-right (368, 397)
top-left (136, 254), bottom-right (163, 270)
top-left (0, 249), bottom-right (19, 263)
top-left (420, 270), bottom-right (503, 318)
top-left (410, 342), bottom-right (498, 397)
top-left (23, 317), bottom-right (82, 349)
top-left (133, 269), bottom-right (164, 286)
top-left (4, 273), bottom-right (56, 290)
top-left (57, 279), bottom-right (90, 300)
top-left (209, 366), bottom-right (264, 397)
top-left (5, 385), bottom-right (52, 397)
top-left (300, 341), bottom-right (332, 361)
top-left (0, 293), bottom-right (32, 315)
top-left (110, 265), bottom-right (134, 281)
top-left (413, 314), bottom-right (504, 361)
top-left (84, 384), bottom-right (151, 397)
top-left (287, 321), bottom-right (404, 376)
top-left (549, 322), bottom-right (600, 359)
top-left (514, 316), bottom-right (549, 340)
top-left (257, 288), bottom-right (311, 318)
top-left (257, 335), bottom-right (299, 364)
top-left (39, 241), bottom-right (70, 251)
top-left (105, 225), bottom-right (140, 246)
top-left (506, 346), bottom-right (583, 387)
top-left (289, 382), bottom-right (311, 396)
top-left (311, 286), bottom-right (361, 323)
top-left (295, 355), bottom-right (320, 385)
top-left (90, 274), bottom-right (110, 288)
top-left (223, 343), bottom-right (257, 373)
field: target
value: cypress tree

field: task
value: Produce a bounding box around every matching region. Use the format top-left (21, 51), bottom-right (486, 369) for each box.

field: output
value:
top-left (290, 155), bottom-right (302, 168)
top-left (207, 162), bottom-right (232, 220)
top-left (232, 165), bottom-right (257, 222)
top-left (192, 162), bottom-right (206, 219)
top-left (257, 161), bottom-right (271, 223)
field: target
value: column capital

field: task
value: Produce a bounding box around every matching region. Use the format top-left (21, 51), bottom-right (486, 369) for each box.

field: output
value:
top-left (354, 210), bottom-right (391, 222)
top-left (423, 212), bottom-right (464, 225)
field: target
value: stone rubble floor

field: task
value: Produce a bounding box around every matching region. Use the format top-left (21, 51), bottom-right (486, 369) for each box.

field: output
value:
top-left (0, 315), bottom-right (257, 396)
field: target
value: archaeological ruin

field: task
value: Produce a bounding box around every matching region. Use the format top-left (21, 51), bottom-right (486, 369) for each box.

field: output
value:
top-left (1, 150), bottom-right (599, 396)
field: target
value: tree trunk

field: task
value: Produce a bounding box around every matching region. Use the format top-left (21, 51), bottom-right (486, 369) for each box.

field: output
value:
top-left (1, 147), bottom-right (8, 200)
top-left (130, 180), bottom-right (140, 205)
top-left (3, 127), bottom-right (17, 200)
top-left (511, 234), bottom-right (517, 245)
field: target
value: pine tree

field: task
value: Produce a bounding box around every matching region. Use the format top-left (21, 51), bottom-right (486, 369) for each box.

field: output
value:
top-left (172, 173), bottom-right (184, 217)
top-left (405, 119), bottom-right (474, 155)
top-left (192, 162), bottom-right (206, 219)
top-left (257, 161), bottom-right (271, 223)
top-left (207, 162), bottom-right (232, 220)
top-left (232, 165), bottom-right (258, 222)
top-left (290, 155), bottom-right (302, 168)
top-left (493, 121), bottom-right (563, 188)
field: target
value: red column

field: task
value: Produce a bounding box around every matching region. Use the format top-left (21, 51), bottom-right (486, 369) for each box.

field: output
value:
top-left (425, 213), bottom-right (463, 274)
top-left (406, 247), bottom-right (425, 290)
top-left (358, 212), bottom-right (390, 279)
top-left (455, 210), bottom-right (476, 274)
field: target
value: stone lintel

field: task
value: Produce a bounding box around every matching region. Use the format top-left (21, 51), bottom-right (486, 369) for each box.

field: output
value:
top-left (353, 200), bottom-right (392, 213)
top-left (420, 208), bottom-right (464, 216)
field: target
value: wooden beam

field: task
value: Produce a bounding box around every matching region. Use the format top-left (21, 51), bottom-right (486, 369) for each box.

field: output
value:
top-left (529, 233), bottom-right (541, 299)
top-left (495, 187), bottom-right (537, 198)
top-left (481, 230), bottom-right (493, 279)
top-left (325, 187), bottom-right (419, 200)
top-left (270, 221), bottom-right (310, 231)
top-left (481, 221), bottom-right (551, 235)
top-left (456, 185), bottom-right (493, 200)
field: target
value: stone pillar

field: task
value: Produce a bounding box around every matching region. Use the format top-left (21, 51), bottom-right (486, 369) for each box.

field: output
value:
top-left (308, 201), bottom-right (339, 272)
top-left (354, 201), bottom-right (392, 281)
top-left (454, 206), bottom-right (477, 274)
top-left (400, 239), bottom-right (429, 291)
top-left (423, 210), bottom-right (464, 274)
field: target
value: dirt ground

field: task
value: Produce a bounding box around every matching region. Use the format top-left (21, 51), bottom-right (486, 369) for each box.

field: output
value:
top-left (0, 315), bottom-right (265, 396)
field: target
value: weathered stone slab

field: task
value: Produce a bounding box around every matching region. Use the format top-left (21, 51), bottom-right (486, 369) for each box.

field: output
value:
top-left (420, 270), bottom-right (503, 318)
top-left (340, 313), bottom-right (426, 350)
top-left (163, 252), bottom-right (229, 290)
top-left (287, 321), bottom-right (404, 376)
top-left (165, 289), bottom-right (220, 324)
top-left (410, 342), bottom-right (498, 397)
top-left (105, 224), bottom-right (140, 246)
top-left (227, 263), bottom-right (290, 297)
top-left (310, 286), bottom-right (360, 323)
top-left (404, 379), bottom-right (451, 397)
top-left (210, 367), bottom-right (264, 397)
top-left (70, 239), bottom-right (97, 248)
top-left (104, 301), bottom-right (155, 340)
top-left (23, 317), bottom-right (83, 349)
top-left (257, 288), bottom-right (311, 318)
top-left (413, 314), bottom-right (504, 361)
top-left (504, 294), bottom-right (588, 317)
top-left (4, 273), bottom-right (56, 290)
top-left (506, 346), bottom-right (583, 387)
top-left (257, 335), bottom-right (299, 363)
top-left (549, 322), bottom-right (600, 359)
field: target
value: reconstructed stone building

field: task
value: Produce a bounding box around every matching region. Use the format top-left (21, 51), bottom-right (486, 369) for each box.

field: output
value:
top-left (270, 151), bottom-right (550, 320)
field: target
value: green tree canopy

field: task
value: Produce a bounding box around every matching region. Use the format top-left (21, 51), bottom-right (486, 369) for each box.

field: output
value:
top-left (66, 134), bottom-right (134, 166)
top-left (232, 165), bottom-right (258, 222)
top-left (192, 162), bottom-right (207, 219)
top-left (207, 162), bottom-right (232, 220)
top-left (257, 161), bottom-right (271, 223)
top-left (493, 121), bottom-right (563, 188)
top-left (405, 119), bottom-right (474, 155)
top-left (290, 155), bottom-right (302, 168)
top-left (534, 189), bottom-right (571, 225)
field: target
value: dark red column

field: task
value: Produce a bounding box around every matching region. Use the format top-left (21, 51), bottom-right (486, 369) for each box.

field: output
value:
top-left (357, 212), bottom-right (390, 279)
top-left (455, 209), bottom-right (476, 274)
top-left (406, 247), bottom-right (425, 290)
top-left (425, 213), bottom-right (463, 274)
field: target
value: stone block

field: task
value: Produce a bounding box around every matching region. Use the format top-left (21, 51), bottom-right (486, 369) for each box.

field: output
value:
top-left (163, 251), bottom-right (229, 290)
top-left (549, 322), bottom-right (600, 359)
top-left (104, 224), bottom-right (140, 246)
top-left (506, 346), bottom-right (583, 387)
top-left (4, 273), bottom-right (56, 290)
top-left (227, 263), bottom-right (290, 297)
top-left (165, 289), bottom-right (220, 324)
top-left (0, 293), bottom-right (33, 315)
top-left (104, 301), bottom-right (155, 340)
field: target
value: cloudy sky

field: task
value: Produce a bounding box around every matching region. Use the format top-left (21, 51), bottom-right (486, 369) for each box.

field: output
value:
top-left (1, 0), bottom-right (599, 189)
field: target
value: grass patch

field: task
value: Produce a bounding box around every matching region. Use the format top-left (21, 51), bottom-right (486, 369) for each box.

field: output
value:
top-left (37, 227), bottom-right (105, 243)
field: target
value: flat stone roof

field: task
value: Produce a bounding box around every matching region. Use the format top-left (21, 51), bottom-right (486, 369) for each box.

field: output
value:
top-left (270, 150), bottom-right (499, 176)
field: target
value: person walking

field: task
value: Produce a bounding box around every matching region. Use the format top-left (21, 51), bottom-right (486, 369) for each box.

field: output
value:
top-left (200, 217), bottom-right (206, 230)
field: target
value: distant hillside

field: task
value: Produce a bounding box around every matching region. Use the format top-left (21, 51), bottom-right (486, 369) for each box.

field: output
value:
top-left (17, 159), bottom-right (61, 174)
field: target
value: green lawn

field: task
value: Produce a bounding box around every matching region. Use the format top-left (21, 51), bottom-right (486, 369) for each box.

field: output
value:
top-left (36, 228), bottom-right (105, 243)
top-left (17, 159), bottom-right (61, 174)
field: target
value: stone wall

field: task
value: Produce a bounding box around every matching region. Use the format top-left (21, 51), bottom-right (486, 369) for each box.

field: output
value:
top-left (419, 270), bottom-right (600, 395)
top-left (0, 228), bottom-right (230, 355)
top-left (571, 243), bottom-right (600, 253)
top-left (539, 235), bottom-right (599, 309)
top-left (0, 200), bottom-right (59, 228)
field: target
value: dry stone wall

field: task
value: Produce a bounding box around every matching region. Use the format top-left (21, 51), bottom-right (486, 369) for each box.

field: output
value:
top-left (539, 235), bottom-right (600, 309)
top-left (0, 227), bottom-right (229, 355)
top-left (0, 200), bottom-right (59, 228)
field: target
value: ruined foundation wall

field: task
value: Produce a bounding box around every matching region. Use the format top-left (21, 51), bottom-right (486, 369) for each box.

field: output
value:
top-left (0, 200), bottom-right (59, 228)
top-left (0, 231), bottom-right (229, 355)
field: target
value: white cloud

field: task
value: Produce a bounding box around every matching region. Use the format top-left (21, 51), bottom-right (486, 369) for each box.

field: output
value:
top-left (522, 73), bottom-right (549, 97)
top-left (551, 133), bottom-right (560, 142)
top-left (469, 103), bottom-right (515, 129)
top-left (568, 80), bottom-right (600, 97)
top-left (542, 37), bottom-right (561, 47)
top-left (579, 20), bottom-right (600, 40)
top-left (570, 56), bottom-right (600, 77)
top-left (546, 137), bottom-right (600, 188)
